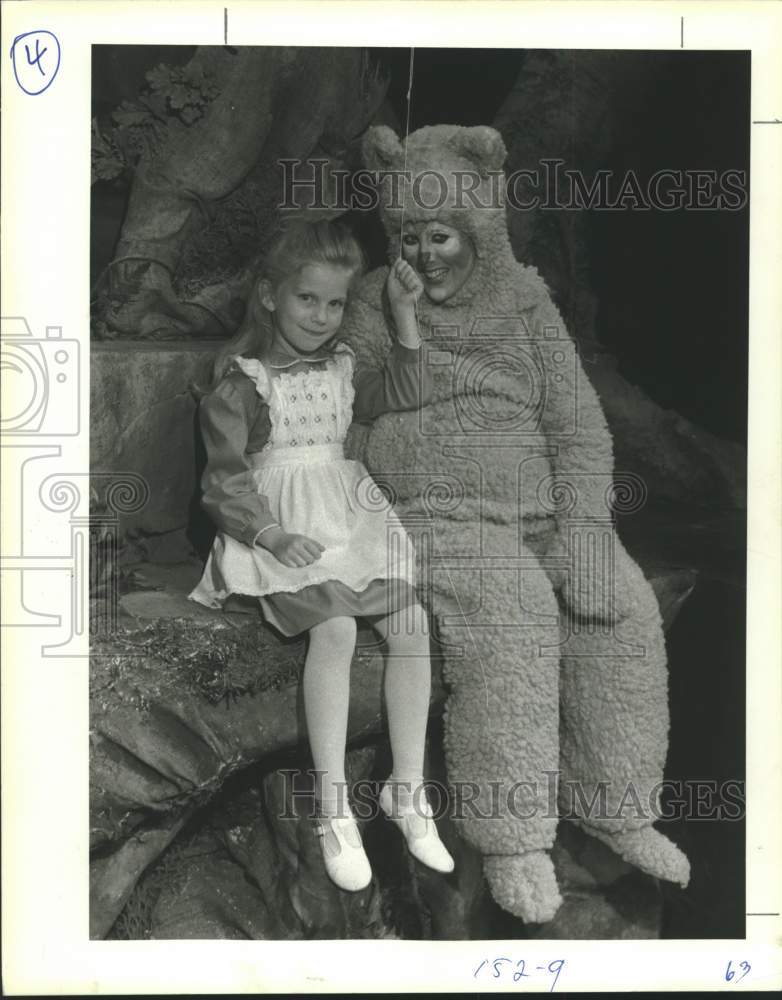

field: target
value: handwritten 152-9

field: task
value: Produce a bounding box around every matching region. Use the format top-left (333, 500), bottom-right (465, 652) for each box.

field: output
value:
top-left (474, 957), bottom-right (565, 991)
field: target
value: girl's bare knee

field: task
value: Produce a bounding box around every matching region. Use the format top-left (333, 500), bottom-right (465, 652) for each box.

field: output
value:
top-left (309, 615), bottom-right (357, 650)
top-left (383, 603), bottom-right (431, 656)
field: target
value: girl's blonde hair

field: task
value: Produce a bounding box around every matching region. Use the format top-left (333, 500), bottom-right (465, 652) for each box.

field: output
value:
top-left (205, 218), bottom-right (366, 391)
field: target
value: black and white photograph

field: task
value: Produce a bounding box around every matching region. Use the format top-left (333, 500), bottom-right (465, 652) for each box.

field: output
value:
top-left (89, 41), bottom-right (748, 944)
top-left (2, 1), bottom-right (780, 994)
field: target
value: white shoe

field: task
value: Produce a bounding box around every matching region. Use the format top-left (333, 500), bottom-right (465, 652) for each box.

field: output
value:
top-left (379, 780), bottom-right (455, 874)
top-left (314, 813), bottom-right (373, 892)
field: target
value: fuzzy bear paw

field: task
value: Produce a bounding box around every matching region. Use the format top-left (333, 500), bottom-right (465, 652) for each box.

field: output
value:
top-left (483, 850), bottom-right (563, 924)
top-left (578, 823), bottom-right (690, 888)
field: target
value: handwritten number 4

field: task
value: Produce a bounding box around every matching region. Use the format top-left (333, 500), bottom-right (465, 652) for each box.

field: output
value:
top-left (25, 39), bottom-right (48, 75)
top-left (725, 960), bottom-right (751, 984)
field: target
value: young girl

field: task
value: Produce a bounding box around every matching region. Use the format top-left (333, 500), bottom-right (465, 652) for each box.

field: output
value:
top-left (190, 220), bottom-right (454, 891)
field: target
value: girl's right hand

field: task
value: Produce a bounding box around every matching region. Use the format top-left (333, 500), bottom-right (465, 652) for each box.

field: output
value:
top-left (257, 527), bottom-right (325, 567)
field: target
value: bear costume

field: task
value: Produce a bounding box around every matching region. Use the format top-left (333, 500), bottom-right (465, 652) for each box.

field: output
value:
top-left (339, 124), bottom-right (690, 923)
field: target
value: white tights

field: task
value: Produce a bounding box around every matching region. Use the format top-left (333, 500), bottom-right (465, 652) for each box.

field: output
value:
top-left (302, 603), bottom-right (432, 818)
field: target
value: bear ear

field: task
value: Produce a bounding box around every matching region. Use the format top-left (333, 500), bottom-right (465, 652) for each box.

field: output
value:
top-left (362, 125), bottom-right (404, 171)
top-left (447, 126), bottom-right (507, 173)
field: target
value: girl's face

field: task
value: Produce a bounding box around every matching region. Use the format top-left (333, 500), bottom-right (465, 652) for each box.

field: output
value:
top-left (262, 263), bottom-right (352, 357)
top-left (401, 221), bottom-right (476, 303)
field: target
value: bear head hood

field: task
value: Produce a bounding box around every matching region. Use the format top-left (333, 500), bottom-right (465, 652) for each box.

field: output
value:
top-left (361, 124), bottom-right (519, 307)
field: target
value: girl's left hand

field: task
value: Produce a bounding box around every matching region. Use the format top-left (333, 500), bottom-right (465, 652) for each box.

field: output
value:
top-left (386, 258), bottom-right (424, 313)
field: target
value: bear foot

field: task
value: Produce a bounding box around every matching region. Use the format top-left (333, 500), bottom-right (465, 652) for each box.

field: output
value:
top-left (577, 823), bottom-right (690, 887)
top-left (483, 850), bottom-right (563, 924)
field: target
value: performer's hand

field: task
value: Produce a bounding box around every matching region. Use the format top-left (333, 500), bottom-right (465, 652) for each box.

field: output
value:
top-left (258, 527), bottom-right (325, 567)
top-left (386, 258), bottom-right (424, 347)
top-left (386, 258), bottom-right (424, 313)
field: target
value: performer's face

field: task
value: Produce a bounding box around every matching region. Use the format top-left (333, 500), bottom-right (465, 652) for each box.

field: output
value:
top-left (262, 263), bottom-right (351, 356)
top-left (401, 222), bottom-right (476, 303)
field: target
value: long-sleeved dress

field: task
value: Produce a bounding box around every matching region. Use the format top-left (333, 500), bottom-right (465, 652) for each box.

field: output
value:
top-left (189, 339), bottom-right (432, 636)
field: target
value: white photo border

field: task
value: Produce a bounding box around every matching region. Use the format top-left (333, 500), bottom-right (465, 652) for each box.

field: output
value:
top-left (2, 0), bottom-right (780, 993)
